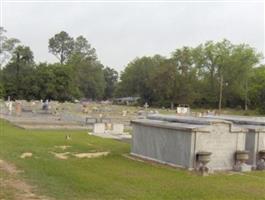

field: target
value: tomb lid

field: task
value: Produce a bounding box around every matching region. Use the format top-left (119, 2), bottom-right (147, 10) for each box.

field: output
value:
top-left (131, 119), bottom-right (210, 132)
top-left (204, 115), bottom-right (265, 126)
top-left (147, 114), bottom-right (230, 125)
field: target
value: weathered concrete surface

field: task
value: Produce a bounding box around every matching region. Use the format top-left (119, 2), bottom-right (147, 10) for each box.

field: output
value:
top-left (132, 115), bottom-right (247, 170)
top-left (205, 115), bottom-right (265, 169)
top-left (204, 115), bottom-right (265, 126)
top-left (131, 119), bottom-right (196, 169)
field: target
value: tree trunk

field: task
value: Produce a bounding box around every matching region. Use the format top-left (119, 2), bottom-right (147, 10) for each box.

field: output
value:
top-left (218, 74), bottom-right (223, 111)
top-left (245, 79), bottom-right (248, 111)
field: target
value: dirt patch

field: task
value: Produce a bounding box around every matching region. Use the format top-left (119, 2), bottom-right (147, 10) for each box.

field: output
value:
top-left (73, 152), bottom-right (109, 158)
top-left (50, 151), bottom-right (109, 160)
top-left (0, 159), bottom-right (21, 174)
top-left (54, 145), bottom-right (71, 150)
top-left (20, 152), bottom-right (33, 159)
top-left (50, 152), bottom-right (70, 160)
top-left (0, 159), bottom-right (52, 200)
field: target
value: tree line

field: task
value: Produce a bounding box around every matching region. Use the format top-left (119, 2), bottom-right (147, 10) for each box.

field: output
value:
top-left (0, 27), bottom-right (264, 113)
top-left (115, 40), bottom-right (264, 113)
top-left (0, 28), bottom-right (118, 101)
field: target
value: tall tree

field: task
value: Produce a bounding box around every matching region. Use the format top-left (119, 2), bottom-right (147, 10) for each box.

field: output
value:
top-left (70, 35), bottom-right (97, 62)
top-left (3, 45), bottom-right (35, 99)
top-left (0, 27), bottom-right (20, 68)
top-left (149, 59), bottom-right (177, 107)
top-left (118, 55), bottom-right (166, 104)
top-left (103, 67), bottom-right (118, 99)
top-left (227, 44), bottom-right (262, 110)
top-left (171, 47), bottom-right (198, 106)
top-left (48, 31), bottom-right (74, 64)
top-left (75, 61), bottom-right (106, 100)
top-left (248, 65), bottom-right (265, 113)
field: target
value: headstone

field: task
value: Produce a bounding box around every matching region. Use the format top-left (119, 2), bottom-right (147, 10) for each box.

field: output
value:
top-left (31, 101), bottom-right (36, 113)
top-left (15, 102), bottom-right (21, 116)
top-left (82, 104), bottom-right (89, 113)
top-left (106, 123), bottom-right (112, 130)
top-left (144, 102), bottom-right (149, 109)
top-left (42, 99), bottom-right (49, 110)
top-left (93, 123), bottom-right (105, 134)
top-left (112, 123), bottom-right (124, 134)
top-left (122, 110), bottom-right (127, 117)
top-left (176, 105), bottom-right (190, 114)
top-left (8, 101), bottom-right (13, 115)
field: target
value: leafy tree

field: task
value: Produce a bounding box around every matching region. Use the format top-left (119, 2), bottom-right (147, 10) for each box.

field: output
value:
top-left (70, 35), bottom-right (97, 62)
top-left (33, 63), bottom-right (80, 101)
top-left (193, 40), bottom-right (227, 108)
top-left (171, 47), bottom-right (198, 106)
top-left (48, 31), bottom-right (74, 64)
top-left (76, 61), bottom-right (106, 100)
top-left (3, 45), bottom-right (35, 99)
top-left (226, 44), bottom-right (262, 109)
top-left (0, 27), bottom-right (20, 68)
top-left (148, 59), bottom-right (177, 107)
top-left (103, 67), bottom-right (118, 99)
top-left (118, 55), bottom-right (166, 104)
top-left (249, 66), bottom-right (265, 113)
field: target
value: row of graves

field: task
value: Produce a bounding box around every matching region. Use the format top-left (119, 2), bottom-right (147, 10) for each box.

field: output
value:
top-left (131, 114), bottom-right (265, 175)
top-left (0, 100), bottom-right (88, 130)
top-left (0, 100), bottom-right (148, 140)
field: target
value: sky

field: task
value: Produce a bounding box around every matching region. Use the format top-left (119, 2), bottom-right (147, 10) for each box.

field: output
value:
top-left (1, 0), bottom-right (264, 71)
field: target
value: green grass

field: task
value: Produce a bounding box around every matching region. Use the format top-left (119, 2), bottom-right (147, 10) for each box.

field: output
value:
top-left (0, 120), bottom-right (265, 200)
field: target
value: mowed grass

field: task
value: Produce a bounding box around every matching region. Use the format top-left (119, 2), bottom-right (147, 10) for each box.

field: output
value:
top-left (0, 120), bottom-right (265, 200)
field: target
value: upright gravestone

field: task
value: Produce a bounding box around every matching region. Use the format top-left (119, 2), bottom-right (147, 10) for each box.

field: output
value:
top-left (122, 110), bottom-right (127, 117)
top-left (112, 124), bottom-right (124, 135)
top-left (15, 102), bottom-right (22, 116)
top-left (93, 123), bottom-right (105, 134)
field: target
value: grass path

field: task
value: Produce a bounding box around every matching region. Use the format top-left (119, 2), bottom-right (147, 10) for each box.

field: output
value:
top-left (0, 119), bottom-right (265, 200)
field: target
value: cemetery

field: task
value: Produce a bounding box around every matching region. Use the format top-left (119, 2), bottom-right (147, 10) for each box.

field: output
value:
top-left (0, 99), bottom-right (265, 199)
top-left (0, 2), bottom-right (264, 199)
top-left (1, 99), bottom-right (265, 174)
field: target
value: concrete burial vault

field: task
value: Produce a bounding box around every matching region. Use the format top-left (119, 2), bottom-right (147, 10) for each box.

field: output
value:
top-left (130, 114), bottom-right (265, 171)
top-left (204, 115), bottom-right (265, 169)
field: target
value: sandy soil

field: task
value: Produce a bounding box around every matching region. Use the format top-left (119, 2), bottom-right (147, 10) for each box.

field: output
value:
top-left (0, 159), bottom-right (52, 200)
top-left (50, 151), bottom-right (110, 160)
top-left (20, 152), bottom-right (33, 159)
top-left (73, 152), bottom-right (109, 158)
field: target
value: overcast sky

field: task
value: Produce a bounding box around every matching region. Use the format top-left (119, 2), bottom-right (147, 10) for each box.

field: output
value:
top-left (1, 1), bottom-right (264, 71)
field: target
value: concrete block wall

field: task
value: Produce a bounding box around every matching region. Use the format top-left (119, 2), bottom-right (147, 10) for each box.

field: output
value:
top-left (195, 124), bottom-right (246, 170)
top-left (204, 115), bottom-right (265, 168)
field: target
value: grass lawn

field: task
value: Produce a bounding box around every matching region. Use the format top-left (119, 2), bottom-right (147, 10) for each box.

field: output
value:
top-left (0, 120), bottom-right (265, 200)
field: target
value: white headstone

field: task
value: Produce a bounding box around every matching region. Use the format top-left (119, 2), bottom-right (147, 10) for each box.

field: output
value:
top-left (112, 124), bottom-right (124, 134)
top-left (122, 110), bottom-right (127, 117)
top-left (93, 123), bottom-right (105, 134)
top-left (8, 101), bottom-right (13, 115)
